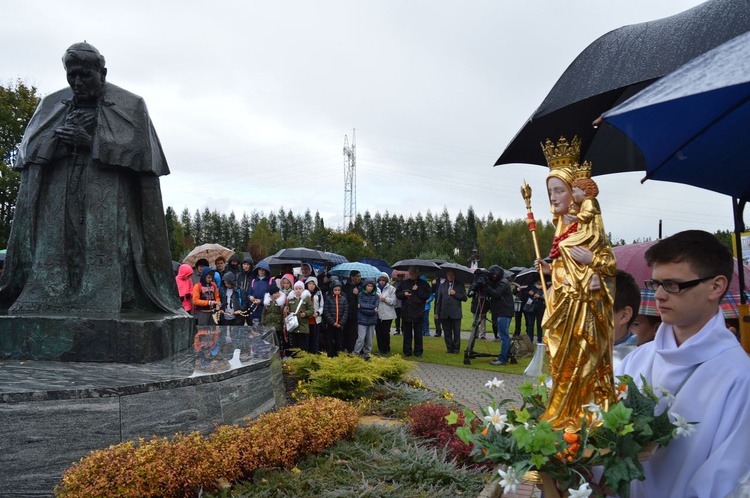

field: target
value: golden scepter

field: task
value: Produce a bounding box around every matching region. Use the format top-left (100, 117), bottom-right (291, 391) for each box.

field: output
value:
top-left (521, 180), bottom-right (549, 302)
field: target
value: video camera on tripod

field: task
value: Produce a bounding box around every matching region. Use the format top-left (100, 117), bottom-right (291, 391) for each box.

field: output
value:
top-left (467, 268), bottom-right (491, 298)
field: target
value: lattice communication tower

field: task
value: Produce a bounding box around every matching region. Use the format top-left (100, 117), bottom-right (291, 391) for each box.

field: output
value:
top-left (343, 129), bottom-right (356, 230)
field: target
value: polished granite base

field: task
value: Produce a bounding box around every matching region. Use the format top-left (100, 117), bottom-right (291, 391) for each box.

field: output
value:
top-left (0, 311), bottom-right (194, 363)
top-left (0, 325), bottom-right (285, 497)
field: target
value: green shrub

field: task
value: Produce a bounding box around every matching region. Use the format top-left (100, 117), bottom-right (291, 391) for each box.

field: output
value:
top-left (55, 397), bottom-right (358, 498)
top-left (286, 352), bottom-right (415, 400)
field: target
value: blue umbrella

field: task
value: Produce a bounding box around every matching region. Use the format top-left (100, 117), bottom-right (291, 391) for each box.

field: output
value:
top-left (602, 30), bottom-right (750, 302)
top-left (329, 262), bottom-right (383, 279)
top-left (357, 258), bottom-right (393, 276)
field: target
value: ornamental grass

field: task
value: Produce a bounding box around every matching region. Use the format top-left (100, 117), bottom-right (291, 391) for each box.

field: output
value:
top-left (54, 397), bottom-right (359, 498)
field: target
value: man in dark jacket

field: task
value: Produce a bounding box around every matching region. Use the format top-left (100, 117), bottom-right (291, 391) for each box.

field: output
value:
top-left (485, 265), bottom-right (514, 365)
top-left (395, 266), bottom-right (432, 357)
top-left (435, 269), bottom-right (467, 354)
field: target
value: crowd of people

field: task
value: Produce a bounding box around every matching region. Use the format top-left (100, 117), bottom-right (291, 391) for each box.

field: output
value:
top-left (174, 255), bottom-right (535, 360)
top-left (173, 252), bottom-right (677, 367)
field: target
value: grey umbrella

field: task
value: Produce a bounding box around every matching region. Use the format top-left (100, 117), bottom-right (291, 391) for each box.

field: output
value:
top-left (495, 0), bottom-right (750, 175)
top-left (391, 259), bottom-right (442, 275)
top-left (438, 262), bottom-right (475, 285)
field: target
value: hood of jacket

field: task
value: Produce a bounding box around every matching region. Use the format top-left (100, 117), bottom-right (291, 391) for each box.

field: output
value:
top-left (200, 267), bottom-right (215, 285)
top-left (177, 264), bottom-right (193, 280)
top-left (253, 259), bottom-right (271, 277)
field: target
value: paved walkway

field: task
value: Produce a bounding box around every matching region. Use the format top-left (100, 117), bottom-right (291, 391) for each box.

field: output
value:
top-left (411, 362), bottom-right (541, 498)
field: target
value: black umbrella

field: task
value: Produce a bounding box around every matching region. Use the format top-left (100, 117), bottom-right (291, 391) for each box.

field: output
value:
top-left (603, 30), bottom-right (750, 304)
top-left (391, 259), bottom-right (441, 275)
top-left (438, 262), bottom-right (475, 285)
top-left (495, 0), bottom-right (750, 175)
top-left (272, 247), bottom-right (330, 263)
top-left (508, 266), bottom-right (527, 276)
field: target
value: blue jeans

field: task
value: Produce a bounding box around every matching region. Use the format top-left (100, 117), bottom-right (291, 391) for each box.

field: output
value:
top-left (495, 316), bottom-right (512, 362)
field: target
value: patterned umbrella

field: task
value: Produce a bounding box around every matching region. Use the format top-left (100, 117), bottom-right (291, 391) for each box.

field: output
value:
top-left (329, 262), bottom-right (383, 279)
top-left (182, 243), bottom-right (235, 267)
top-left (640, 289), bottom-right (748, 319)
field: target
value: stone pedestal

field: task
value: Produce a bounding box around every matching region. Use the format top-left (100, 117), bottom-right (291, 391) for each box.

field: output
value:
top-left (0, 312), bottom-right (194, 363)
top-left (0, 325), bottom-right (284, 496)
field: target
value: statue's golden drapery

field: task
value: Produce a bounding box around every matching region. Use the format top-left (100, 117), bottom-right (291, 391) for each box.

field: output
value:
top-left (538, 137), bottom-right (616, 431)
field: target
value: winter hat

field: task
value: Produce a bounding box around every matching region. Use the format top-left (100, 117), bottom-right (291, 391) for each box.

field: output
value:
top-left (267, 282), bottom-right (280, 295)
top-left (363, 277), bottom-right (376, 288)
top-left (305, 276), bottom-right (319, 287)
top-left (281, 273), bottom-right (295, 287)
top-left (222, 272), bottom-right (236, 286)
top-left (294, 280), bottom-right (305, 290)
top-left (331, 278), bottom-right (343, 290)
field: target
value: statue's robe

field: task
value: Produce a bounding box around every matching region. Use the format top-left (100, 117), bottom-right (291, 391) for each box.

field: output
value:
top-left (0, 83), bottom-right (182, 315)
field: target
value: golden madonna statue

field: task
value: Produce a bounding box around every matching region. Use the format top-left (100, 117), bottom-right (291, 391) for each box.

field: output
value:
top-left (537, 136), bottom-right (617, 431)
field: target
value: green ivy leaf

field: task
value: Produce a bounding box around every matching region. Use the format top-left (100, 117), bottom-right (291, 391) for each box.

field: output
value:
top-left (445, 411), bottom-right (459, 425)
top-left (602, 402), bottom-right (633, 432)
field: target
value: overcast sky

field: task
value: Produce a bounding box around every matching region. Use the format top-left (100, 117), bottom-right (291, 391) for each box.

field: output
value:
top-left (2, 0), bottom-right (734, 244)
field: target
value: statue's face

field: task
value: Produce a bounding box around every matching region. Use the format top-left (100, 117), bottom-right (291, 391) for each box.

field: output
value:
top-left (547, 177), bottom-right (572, 215)
top-left (66, 62), bottom-right (103, 103)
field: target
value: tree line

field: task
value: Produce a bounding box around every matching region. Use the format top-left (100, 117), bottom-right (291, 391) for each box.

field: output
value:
top-left (166, 205), bottom-right (559, 269)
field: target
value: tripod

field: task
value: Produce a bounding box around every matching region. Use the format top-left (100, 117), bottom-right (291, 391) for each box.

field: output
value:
top-left (463, 291), bottom-right (518, 365)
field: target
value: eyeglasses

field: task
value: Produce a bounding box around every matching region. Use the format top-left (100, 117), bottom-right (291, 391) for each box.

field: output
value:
top-left (644, 276), bottom-right (715, 294)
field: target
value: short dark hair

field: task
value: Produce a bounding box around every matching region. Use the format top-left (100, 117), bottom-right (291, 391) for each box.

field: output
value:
top-left (645, 230), bottom-right (733, 294)
top-left (350, 270), bottom-right (361, 278)
top-left (615, 270), bottom-right (640, 328)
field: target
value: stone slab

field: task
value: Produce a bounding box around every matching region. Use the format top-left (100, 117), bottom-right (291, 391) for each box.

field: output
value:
top-left (0, 312), bottom-right (194, 363)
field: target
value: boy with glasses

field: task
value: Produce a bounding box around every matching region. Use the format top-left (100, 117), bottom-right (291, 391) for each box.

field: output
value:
top-left (616, 230), bottom-right (750, 498)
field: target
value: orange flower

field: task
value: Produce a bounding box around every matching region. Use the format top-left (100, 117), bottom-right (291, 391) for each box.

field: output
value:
top-left (481, 426), bottom-right (489, 435)
top-left (563, 432), bottom-right (580, 445)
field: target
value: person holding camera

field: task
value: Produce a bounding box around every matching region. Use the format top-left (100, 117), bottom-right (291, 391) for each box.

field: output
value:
top-left (395, 266), bottom-right (431, 357)
top-left (485, 265), bottom-right (514, 366)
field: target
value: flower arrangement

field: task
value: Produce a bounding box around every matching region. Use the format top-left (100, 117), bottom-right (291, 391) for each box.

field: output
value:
top-left (447, 375), bottom-right (695, 498)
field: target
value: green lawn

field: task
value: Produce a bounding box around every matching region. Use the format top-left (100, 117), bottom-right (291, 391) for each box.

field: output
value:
top-left (373, 299), bottom-right (533, 375)
top-left (375, 333), bottom-right (531, 375)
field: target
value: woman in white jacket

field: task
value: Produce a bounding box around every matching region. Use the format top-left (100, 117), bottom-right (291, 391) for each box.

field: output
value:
top-left (375, 272), bottom-right (397, 354)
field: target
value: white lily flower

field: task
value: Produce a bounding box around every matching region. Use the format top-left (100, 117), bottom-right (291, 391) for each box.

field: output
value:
top-left (484, 406), bottom-right (508, 432)
top-left (504, 422), bottom-right (517, 434)
top-left (582, 402), bottom-right (603, 422)
top-left (670, 412), bottom-right (696, 438)
top-left (568, 481), bottom-right (593, 498)
top-left (485, 377), bottom-right (504, 389)
top-left (655, 385), bottom-right (676, 406)
top-left (497, 466), bottom-right (520, 494)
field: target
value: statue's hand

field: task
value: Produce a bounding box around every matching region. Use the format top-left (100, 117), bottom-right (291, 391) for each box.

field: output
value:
top-left (570, 246), bottom-right (594, 265)
top-left (55, 125), bottom-right (92, 149)
top-left (535, 259), bottom-right (551, 275)
top-left (589, 273), bottom-right (601, 291)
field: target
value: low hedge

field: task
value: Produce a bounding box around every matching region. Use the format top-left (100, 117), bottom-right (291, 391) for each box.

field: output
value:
top-left (55, 397), bottom-right (359, 498)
